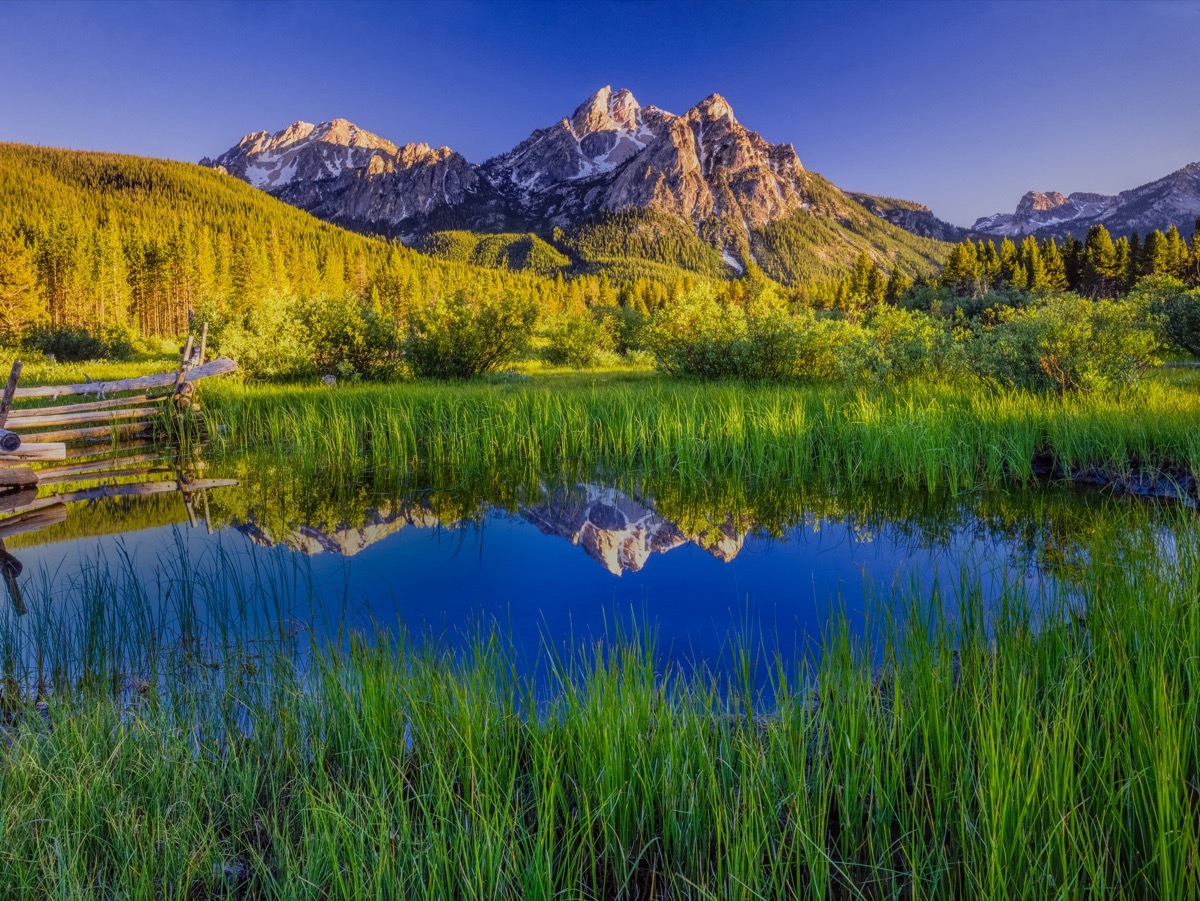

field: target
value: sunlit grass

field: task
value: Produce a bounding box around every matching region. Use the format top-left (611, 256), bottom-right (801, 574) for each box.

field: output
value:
top-left (0, 507), bottom-right (1195, 897)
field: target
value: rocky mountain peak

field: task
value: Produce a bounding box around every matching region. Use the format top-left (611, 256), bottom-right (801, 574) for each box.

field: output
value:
top-left (570, 85), bottom-right (642, 137)
top-left (693, 93), bottom-right (736, 125)
top-left (1016, 191), bottom-right (1069, 215)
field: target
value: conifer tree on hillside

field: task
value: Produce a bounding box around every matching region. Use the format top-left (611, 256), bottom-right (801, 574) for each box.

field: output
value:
top-left (1039, 238), bottom-right (1069, 292)
top-left (0, 230), bottom-right (45, 343)
top-left (1081, 225), bottom-right (1121, 298)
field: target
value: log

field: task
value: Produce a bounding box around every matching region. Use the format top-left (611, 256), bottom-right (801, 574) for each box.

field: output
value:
top-left (0, 428), bottom-right (19, 453)
top-left (0, 478), bottom-right (240, 520)
top-left (0, 443), bottom-right (65, 462)
top-left (0, 488), bottom-right (39, 516)
top-left (0, 361), bottom-right (21, 427)
top-left (0, 467), bottom-right (37, 488)
top-left (37, 466), bottom-right (172, 487)
top-left (13, 423), bottom-right (153, 443)
top-left (173, 336), bottom-right (195, 397)
top-left (6, 405), bottom-right (163, 431)
top-left (63, 439), bottom-right (158, 461)
top-left (35, 452), bottom-right (170, 481)
top-left (0, 503), bottom-right (68, 541)
top-left (11, 393), bottom-right (169, 418)
top-left (197, 322), bottom-right (209, 368)
top-left (12, 357), bottom-right (238, 399)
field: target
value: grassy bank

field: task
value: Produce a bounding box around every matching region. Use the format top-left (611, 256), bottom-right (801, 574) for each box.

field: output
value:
top-left (204, 371), bottom-right (1200, 494)
top-left (0, 509), bottom-right (1196, 898)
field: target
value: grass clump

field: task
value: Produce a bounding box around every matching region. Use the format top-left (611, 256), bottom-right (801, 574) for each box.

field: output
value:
top-left (0, 508), bottom-right (1195, 897)
top-left (204, 375), bottom-right (1200, 495)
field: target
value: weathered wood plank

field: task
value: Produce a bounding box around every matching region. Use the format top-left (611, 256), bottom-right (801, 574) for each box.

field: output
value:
top-left (0, 538), bottom-right (26, 615)
top-left (0, 443), bottom-right (66, 462)
top-left (11, 394), bottom-right (169, 418)
top-left (0, 362), bottom-right (21, 427)
top-left (62, 439), bottom-right (159, 461)
top-left (35, 452), bottom-right (170, 481)
top-left (0, 504), bottom-right (68, 541)
top-left (0, 467), bottom-right (37, 488)
top-left (0, 478), bottom-right (240, 520)
top-left (0, 488), bottom-right (39, 516)
top-left (6, 406), bottom-right (163, 431)
top-left (36, 466), bottom-right (172, 487)
top-left (12, 357), bottom-right (237, 399)
top-left (13, 424), bottom-right (153, 444)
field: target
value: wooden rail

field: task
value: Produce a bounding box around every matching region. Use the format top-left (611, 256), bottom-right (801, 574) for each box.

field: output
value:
top-left (12, 357), bottom-right (237, 400)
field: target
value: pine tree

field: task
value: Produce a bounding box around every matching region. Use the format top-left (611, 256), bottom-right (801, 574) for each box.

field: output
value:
top-left (939, 241), bottom-right (981, 297)
top-left (1081, 225), bottom-right (1120, 298)
top-left (1040, 238), bottom-right (1069, 292)
top-left (1019, 236), bottom-right (1045, 291)
top-left (884, 268), bottom-right (912, 304)
top-left (0, 229), bottom-right (46, 342)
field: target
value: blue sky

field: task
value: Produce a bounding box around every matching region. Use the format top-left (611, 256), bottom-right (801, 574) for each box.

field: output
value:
top-left (1, 0), bottom-right (1198, 226)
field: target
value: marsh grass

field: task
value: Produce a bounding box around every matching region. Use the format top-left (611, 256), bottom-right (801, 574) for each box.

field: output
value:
top-left (0, 507), bottom-right (1196, 898)
top-left (204, 376), bottom-right (1200, 496)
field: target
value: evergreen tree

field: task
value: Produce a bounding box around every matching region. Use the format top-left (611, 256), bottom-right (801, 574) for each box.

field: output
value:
top-left (1040, 238), bottom-right (1069, 292)
top-left (1081, 225), bottom-right (1120, 298)
top-left (884, 267), bottom-right (912, 304)
top-left (939, 241), bottom-right (982, 297)
top-left (0, 230), bottom-right (45, 342)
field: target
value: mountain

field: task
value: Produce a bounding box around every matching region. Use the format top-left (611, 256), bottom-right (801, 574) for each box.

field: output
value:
top-left (202, 88), bottom-right (950, 284)
top-left (971, 163), bottom-right (1200, 239)
top-left (847, 193), bottom-right (967, 243)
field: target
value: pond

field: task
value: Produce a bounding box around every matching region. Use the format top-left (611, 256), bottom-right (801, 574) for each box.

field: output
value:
top-left (0, 448), bottom-right (1165, 687)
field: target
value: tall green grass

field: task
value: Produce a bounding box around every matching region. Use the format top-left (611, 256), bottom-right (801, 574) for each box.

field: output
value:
top-left (0, 507), bottom-right (1196, 897)
top-left (204, 377), bottom-right (1200, 494)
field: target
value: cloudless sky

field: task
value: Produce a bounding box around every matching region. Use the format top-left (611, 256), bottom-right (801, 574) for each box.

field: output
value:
top-left (1, 0), bottom-right (1198, 226)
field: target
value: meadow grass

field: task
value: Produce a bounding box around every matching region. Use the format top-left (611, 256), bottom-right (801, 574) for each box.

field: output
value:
top-left (0, 506), bottom-right (1195, 898)
top-left (204, 372), bottom-right (1200, 495)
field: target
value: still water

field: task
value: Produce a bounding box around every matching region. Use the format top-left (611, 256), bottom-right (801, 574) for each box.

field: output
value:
top-left (0, 453), bottom-right (1138, 679)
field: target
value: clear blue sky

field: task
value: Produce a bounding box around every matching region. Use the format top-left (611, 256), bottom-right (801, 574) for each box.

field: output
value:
top-left (1, 0), bottom-right (1198, 226)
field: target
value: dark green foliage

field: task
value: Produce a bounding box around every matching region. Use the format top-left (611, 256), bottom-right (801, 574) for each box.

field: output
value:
top-left (21, 324), bottom-right (128, 362)
top-left (964, 294), bottom-right (1161, 393)
top-left (406, 289), bottom-right (538, 378)
top-left (541, 311), bottom-right (616, 368)
top-left (560, 210), bottom-right (731, 280)
top-left (1130, 276), bottom-right (1200, 356)
top-left (416, 231), bottom-right (571, 276)
top-left (298, 295), bottom-right (408, 381)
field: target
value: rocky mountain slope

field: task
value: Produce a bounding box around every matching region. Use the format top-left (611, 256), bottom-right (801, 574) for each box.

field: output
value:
top-left (972, 163), bottom-right (1200, 239)
top-left (847, 193), bottom-right (967, 243)
top-left (202, 87), bottom-right (949, 282)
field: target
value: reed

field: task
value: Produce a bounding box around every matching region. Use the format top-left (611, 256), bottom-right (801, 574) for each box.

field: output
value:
top-left (0, 505), bottom-right (1195, 898)
top-left (205, 376), bottom-right (1200, 494)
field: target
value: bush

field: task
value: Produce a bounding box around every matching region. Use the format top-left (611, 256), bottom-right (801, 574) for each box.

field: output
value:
top-left (298, 296), bottom-right (407, 381)
top-left (965, 294), bottom-right (1160, 394)
top-left (837, 305), bottom-right (954, 386)
top-left (647, 287), bottom-right (854, 383)
top-left (406, 289), bottom-right (537, 379)
top-left (24, 324), bottom-right (105, 362)
top-left (1129, 275), bottom-right (1200, 357)
top-left (541, 312), bottom-right (616, 368)
top-left (196, 298), bottom-right (314, 381)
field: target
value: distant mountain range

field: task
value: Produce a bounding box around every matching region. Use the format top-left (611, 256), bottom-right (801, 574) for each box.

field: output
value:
top-left (201, 87), bottom-right (948, 284)
top-left (969, 164), bottom-right (1200, 239)
top-left (202, 87), bottom-right (1200, 278)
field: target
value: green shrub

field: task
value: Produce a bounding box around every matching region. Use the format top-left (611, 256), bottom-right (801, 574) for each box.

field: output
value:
top-left (1129, 275), bottom-right (1200, 357)
top-left (298, 296), bottom-right (407, 382)
top-left (647, 287), bottom-right (856, 383)
top-left (197, 298), bottom-right (314, 381)
top-left (24, 324), bottom-right (105, 362)
top-left (541, 312), bottom-right (616, 368)
top-left (965, 294), bottom-right (1160, 393)
top-left (406, 289), bottom-right (537, 379)
top-left (837, 305), bottom-right (954, 386)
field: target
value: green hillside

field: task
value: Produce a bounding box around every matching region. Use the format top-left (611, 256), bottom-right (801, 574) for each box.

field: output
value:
top-left (0, 144), bottom-right (618, 339)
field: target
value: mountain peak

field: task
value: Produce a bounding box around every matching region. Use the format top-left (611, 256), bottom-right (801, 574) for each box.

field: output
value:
top-left (694, 93), bottom-right (736, 124)
top-left (570, 85), bottom-right (642, 137)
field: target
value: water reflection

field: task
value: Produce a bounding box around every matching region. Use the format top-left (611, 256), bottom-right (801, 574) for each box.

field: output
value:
top-left (0, 450), bottom-right (1176, 679)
